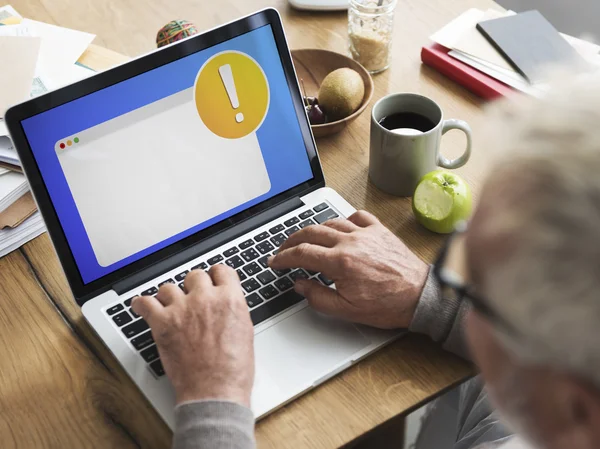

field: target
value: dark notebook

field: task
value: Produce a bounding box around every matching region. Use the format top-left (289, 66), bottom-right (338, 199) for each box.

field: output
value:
top-left (476, 10), bottom-right (586, 83)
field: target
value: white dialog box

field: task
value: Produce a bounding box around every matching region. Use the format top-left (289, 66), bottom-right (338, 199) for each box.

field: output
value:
top-left (56, 51), bottom-right (271, 267)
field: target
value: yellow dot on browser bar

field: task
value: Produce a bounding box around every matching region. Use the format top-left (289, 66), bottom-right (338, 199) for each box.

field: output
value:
top-left (67, 140), bottom-right (72, 146)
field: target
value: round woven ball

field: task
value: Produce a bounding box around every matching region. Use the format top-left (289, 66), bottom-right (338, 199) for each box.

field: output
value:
top-left (156, 20), bottom-right (198, 48)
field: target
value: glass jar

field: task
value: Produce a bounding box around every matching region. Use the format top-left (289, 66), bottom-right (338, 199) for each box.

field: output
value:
top-left (348, 0), bottom-right (397, 74)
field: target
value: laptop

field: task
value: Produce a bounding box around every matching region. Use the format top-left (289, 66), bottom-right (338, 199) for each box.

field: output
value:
top-left (6, 8), bottom-right (401, 427)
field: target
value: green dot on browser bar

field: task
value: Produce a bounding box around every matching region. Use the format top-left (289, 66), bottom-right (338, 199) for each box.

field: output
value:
top-left (74, 137), bottom-right (79, 143)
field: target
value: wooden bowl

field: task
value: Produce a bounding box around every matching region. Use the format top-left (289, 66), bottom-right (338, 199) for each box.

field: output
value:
top-left (291, 49), bottom-right (374, 138)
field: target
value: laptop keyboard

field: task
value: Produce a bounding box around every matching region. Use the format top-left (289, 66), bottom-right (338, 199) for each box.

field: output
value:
top-left (104, 202), bottom-right (338, 378)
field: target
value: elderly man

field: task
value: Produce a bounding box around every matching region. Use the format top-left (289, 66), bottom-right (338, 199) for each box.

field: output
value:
top-left (132, 77), bottom-right (600, 449)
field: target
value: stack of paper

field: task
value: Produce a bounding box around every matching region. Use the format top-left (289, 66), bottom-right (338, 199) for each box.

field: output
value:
top-left (0, 211), bottom-right (45, 258)
top-left (428, 8), bottom-right (600, 98)
top-left (0, 170), bottom-right (28, 213)
top-left (0, 4), bottom-right (95, 257)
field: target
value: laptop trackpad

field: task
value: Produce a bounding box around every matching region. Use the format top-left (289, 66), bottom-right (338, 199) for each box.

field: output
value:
top-left (252, 307), bottom-right (370, 409)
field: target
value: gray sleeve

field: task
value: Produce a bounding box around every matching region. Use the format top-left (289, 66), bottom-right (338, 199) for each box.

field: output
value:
top-left (409, 269), bottom-right (515, 449)
top-left (409, 266), bottom-right (472, 360)
top-left (172, 401), bottom-right (256, 449)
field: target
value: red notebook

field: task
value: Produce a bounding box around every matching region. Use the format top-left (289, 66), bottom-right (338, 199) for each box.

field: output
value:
top-left (421, 44), bottom-right (515, 100)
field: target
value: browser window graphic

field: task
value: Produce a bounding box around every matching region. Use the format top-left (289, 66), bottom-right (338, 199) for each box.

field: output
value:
top-left (55, 83), bottom-right (271, 267)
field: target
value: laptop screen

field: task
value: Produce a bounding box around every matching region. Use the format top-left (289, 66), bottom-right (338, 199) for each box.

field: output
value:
top-left (20, 24), bottom-right (314, 285)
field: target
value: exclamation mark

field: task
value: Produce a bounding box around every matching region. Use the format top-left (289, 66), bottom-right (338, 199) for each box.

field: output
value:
top-left (218, 64), bottom-right (244, 123)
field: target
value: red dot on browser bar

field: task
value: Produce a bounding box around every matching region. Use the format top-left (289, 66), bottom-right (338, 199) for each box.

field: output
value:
top-left (60, 143), bottom-right (65, 149)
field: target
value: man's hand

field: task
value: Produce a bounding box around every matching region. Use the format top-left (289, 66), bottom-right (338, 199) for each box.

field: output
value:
top-left (270, 210), bottom-right (429, 329)
top-left (131, 265), bottom-right (254, 406)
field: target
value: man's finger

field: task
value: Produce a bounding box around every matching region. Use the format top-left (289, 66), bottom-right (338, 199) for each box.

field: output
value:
top-left (209, 264), bottom-right (239, 286)
top-left (279, 224), bottom-right (342, 252)
top-left (347, 210), bottom-right (380, 228)
top-left (185, 269), bottom-right (212, 292)
top-left (321, 218), bottom-right (358, 233)
top-left (269, 243), bottom-right (334, 273)
top-left (156, 283), bottom-right (184, 306)
top-left (295, 279), bottom-right (354, 320)
top-left (131, 295), bottom-right (165, 328)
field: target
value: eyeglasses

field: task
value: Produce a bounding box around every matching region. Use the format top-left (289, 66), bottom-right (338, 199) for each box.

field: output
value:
top-left (432, 223), bottom-right (522, 338)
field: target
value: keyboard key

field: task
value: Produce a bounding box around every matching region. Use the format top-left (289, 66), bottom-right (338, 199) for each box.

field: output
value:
top-left (243, 262), bottom-right (262, 276)
top-left (192, 262), bottom-right (208, 271)
top-left (141, 345), bottom-right (160, 363)
top-left (307, 270), bottom-right (318, 276)
top-left (314, 209), bottom-right (339, 224)
top-left (242, 278), bottom-right (261, 293)
top-left (290, 269), bottom-right (309, 282)
top-left (122, 319), bottom-right (150, 339)
top-left (174, 271), bottom-right (189, 282)
top-left (259, 284), bottom-right (279, 300)
top-left (124, 297), bottom-right (134, 307)
top-left (208, 254), bottom-right (224, 265)
top-left (285, 225), bottom-right (300, 236)
top-left (299, 219), bottom-right (315, 229)
top-left (141, 286), bottom-right (158, 296)
top-left (239, 239), bottom-right (254, 249)
top-left (241, 248), bottom-right (260, 262)
top-left (236, 269), bottom-right (247, 281)
top-left (258, 255), bottom-right (270, 269)
top-left (158, 279), bottom-right (175, 287)
top-left (246, 293), bottom-right (264, 308)
top-left (254, 231), bottom-right (270, 242)
top-left (272, 268), bottom-right (291, 277)
top-left (178, 282), bottom-right (186, 291)
top-left (131, 331), bottom-right (154, 350)
top-left (284, 217), bottom-right (300, 227)
top-left (313, 203), bottom-right (328, 212)
top-left (149, 359), bottom-right (165, 377)
top-left (226, 255), bottom-right (244, 269)
top-left (112, 311), bottom-right (132, 327)
top-left (223, 247), bottom-right (239, 257)
top-left (256, 241), bottom-right (274, 255)
top-left (269, 224), bottom-right (285, 234)
top-left (250, 290), bottom-right (304, 325)
top-left (274, 276), bottom-right (294, 292)
top-left (257, 270), bottom-right (276, 285)
top-left (270, 233), bottom-right (287, 247)
top-left (318, 273), bottom-right (334, 286)
top-left (106, 304), bottom-right (124, 315)
top-left (130, 308), bottom-right (140, 319)
top-left (299, 210), bottom-right (315, 219)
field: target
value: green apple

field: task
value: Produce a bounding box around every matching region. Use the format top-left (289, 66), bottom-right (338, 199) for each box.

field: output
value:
top-left (412, 170), bottom-right (472, 234)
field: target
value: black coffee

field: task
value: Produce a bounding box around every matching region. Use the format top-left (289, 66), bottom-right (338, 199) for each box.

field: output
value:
top-left (378, 112), bottom-right (436, 133)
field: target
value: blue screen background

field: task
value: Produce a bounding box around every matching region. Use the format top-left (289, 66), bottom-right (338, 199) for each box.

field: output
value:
top-left (21, 25), bottom-right (313, 284)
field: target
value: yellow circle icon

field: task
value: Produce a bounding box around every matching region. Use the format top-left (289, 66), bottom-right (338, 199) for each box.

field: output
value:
top-left (194, 51), bottom-right (269, 139)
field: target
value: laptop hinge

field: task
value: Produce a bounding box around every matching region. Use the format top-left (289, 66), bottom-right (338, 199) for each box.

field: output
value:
top-left (113, 195), bottom-right (305, 295)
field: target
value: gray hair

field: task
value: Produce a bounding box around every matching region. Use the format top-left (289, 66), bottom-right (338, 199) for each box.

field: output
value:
top-left (471, 73), bottom-right (600, 389)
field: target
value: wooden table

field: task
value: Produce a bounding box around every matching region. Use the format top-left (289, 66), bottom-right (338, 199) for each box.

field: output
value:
top-left (1, 0), bottom-right (503, 447)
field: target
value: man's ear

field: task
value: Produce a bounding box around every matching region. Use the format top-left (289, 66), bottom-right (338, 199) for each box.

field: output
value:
top-left (560, 376), bottom-right (600, 449)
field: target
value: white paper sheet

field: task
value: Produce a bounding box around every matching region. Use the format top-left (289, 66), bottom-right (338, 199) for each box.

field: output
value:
top-left (0, 23), bottom-right (30, 37)
top-left (0, 170), bottom-right (28, 213)
top-left (20, 19), bottom-right (95, 82)
top-left (0, 36), bottom-right (40, 116)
